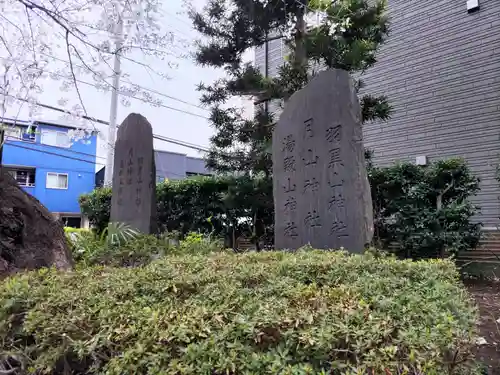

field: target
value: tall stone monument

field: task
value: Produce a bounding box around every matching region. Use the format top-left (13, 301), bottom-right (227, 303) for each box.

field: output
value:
top-left (272, 69), bottom-right (373, 252)
top-left (110, 113), bottom-right (157, 233)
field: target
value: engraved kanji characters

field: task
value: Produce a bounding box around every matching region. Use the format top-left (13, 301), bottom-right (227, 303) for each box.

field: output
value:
top-left (303, 149), bottom-right (319, 166)
top-left (137, 156), bottom-right (144, 184)
top-left (326, 124), bottom-right (341, 143)
top-left (304, 118), bottom-right (314, 138)
top-left (282, 134), bottom-right (296, 153)
top-left (303, 177), bottom-right (319, 193)
top-left (328, 187), bottom-right (345, 210)
top-left (330, 219), bottom-right (349, 239)
top-left (329, 203), bottom-right (348, 239)
top-left (284, 156), bottom-right (296, 172)
top-left (328, 147), bottom-right (342, 167)
top-left (284, 196), bottom-right (297, 213)
top-left (304, 210), bottom-right (322, 228)
top-left (328, 147), bottom-right (344, 176)
top-left (135, 187), bottom-right (142, 206)
top-left (284, 222), bottom-right (298, 238)
top-left (281, 134), bottom-right (297, 222)
top-left (126, 148), bottom-right (134, 185)
top-left (283, 177), bottom-right (296, 193)
top-left (117, 159), bottom-right (125, 205)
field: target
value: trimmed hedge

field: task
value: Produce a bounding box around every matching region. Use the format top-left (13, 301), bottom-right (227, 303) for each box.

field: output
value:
top-left (0, 251), bottom-right (477, 374)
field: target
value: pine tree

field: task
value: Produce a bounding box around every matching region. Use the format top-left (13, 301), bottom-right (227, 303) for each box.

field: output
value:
top-left (191, 0), bottom-right (391, 176)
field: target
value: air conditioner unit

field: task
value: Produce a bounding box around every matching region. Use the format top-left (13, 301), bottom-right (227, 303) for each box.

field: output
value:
top-left (467, 0), bottom-right (479, 12)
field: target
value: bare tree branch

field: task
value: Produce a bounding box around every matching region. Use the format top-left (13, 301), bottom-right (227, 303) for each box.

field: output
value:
top-left (65, 30), bottom-right (88, 116)
top-left (24, 6), bottom-right (38, 61)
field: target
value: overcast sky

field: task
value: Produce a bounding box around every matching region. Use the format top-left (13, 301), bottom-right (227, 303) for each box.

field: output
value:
top-left (3, 0), bottom-right (253, 168)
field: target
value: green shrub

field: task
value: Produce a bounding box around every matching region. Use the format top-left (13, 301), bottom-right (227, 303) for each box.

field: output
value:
top-left (369, 158), bottom-right (481, 259)
top-left (78, 187), bottom-right (111, 234)
top-left (176, 231), bottom-right (225, 255)
top-left (81, 235), bottom-right (172, 267)
top-left (63, 227), bottom-right (89, 234)
top-left (80, 158), bottom-right (480, 258)
top-left (66, 224), bottom-right (224, 267)
top-left (68, 231), bottom-right (170, 268)
top-left (80, 176), bottom-right (274, 247)
top-left (0, 251), bottom-right (477, 374)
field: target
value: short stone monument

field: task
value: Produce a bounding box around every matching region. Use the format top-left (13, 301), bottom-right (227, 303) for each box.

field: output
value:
top-left (272, 69), bottom-right (373, 253)
top-left (110, 113), bottom-right (157, 233)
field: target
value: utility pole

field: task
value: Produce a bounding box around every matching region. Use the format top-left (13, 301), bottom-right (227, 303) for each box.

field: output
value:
top-left (104, 18), bottom-right (124, 186)
top-left (0, 128), bottom-right (4, 166)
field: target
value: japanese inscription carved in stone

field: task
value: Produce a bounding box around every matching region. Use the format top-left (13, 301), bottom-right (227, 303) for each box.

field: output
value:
top-left (110, 113), bottom-right (157, 233)
top-left (272, 69), bottom-right (374, 252)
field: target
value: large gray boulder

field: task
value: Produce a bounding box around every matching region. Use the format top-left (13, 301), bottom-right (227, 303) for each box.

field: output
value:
top-left (0, 167), bottom-right (73, 277)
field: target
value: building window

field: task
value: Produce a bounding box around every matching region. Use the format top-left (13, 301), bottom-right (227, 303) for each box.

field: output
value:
top-left (7, 168), bottom-right (36, 187)
top-left (22, 125), bottom-right (37, 142)
top-left (46, 172), bottom-right (68, 189)
top-left (2, 125), bottom-right (22, 139)
top-left (61, 216), bottom-right (82, 228)
top-left (41, 130), bottom-right (70, 148)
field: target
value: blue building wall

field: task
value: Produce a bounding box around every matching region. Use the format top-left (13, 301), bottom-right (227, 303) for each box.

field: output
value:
top-left (2, 121), bottom-right (97, 214)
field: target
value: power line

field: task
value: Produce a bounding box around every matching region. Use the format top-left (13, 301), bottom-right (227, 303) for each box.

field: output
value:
top-left (3, 95), bottom-right (212, 153)
top-left (3, 135), bottom-right (107, 160)
top-left (6, 142), bottom-right (105, 166)
top-left (5, 141), bottom-right (194, 180)
top-left (0, 57), bottom-right (210, 120)
top-left (3, 100), bottom-right (269, 169)
top-left (5, 97), bottom-right (273, 163)
top-left (164, 10), bottom-right (195, 28)
top-left (153, 134), bottom-right (209, 153)
top-left (31, 51), bottom-right (208, 112)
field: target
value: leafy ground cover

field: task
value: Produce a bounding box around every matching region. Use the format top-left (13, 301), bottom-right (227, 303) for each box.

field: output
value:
top-left (0, 250), bottom-right (477, 374)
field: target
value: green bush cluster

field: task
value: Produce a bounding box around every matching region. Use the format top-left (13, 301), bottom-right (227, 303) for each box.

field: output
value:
top-left (63, 227), bottom-right (90, 235)
top-left (65, 225), bottom-right (225, 267)
top-left (78, 186), bottom-right (112, 234)
top-left (70, 232), bottom-right (171, 267)
top-left (0, 251), bottom-right (477, 374)
top-left (79, 158), bottom-right (481, 258)
top-left (79, 176), bottom-right (274, 248)
top-left (369, 158), bottom-right (481, 258)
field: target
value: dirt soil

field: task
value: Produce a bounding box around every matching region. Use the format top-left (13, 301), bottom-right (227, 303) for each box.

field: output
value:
top-left (465, 281), bottom-right (500, 374)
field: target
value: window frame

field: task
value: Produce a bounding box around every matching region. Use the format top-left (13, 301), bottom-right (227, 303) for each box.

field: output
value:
top-left (22, 125), bottom-right (37, 142)
top-left (46, 172), bottom-right (69, 190)
top-left (2, 126), bottom-right (22, 140)
top-left (41, 129), bottom-right (71, 148)
top-left (7, 168), bottom-right (36, 187)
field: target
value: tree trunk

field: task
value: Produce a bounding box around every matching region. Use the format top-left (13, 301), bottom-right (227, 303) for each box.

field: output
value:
top-left (0, 167), bottom-right (73, 277)
top-left (293, 1), bottom-right (307, 70)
